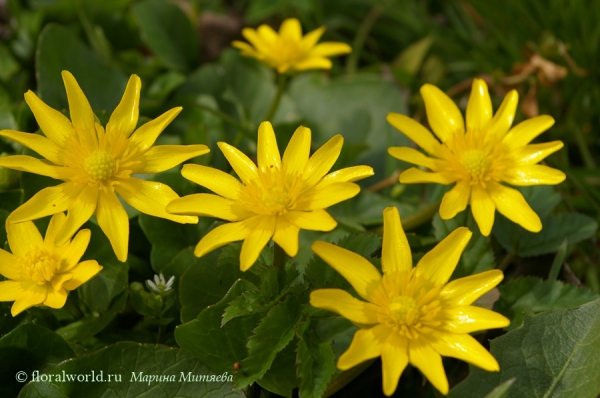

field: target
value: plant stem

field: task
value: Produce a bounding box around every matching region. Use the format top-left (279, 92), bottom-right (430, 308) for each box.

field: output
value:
top-left (194, 102), bottom-right (254, 139)
top-left (498, 251), bottom-right (516, 272)
top-left (571, 121), bottom-right (596, 168)
top-left (401, 199), bottom-right (442, 231)
top-left (345, 4), bottom-right (383, 74)
top-left (273, 243), bottom-right (286, 269)
top-left (264, 73), bottom-right (288, 122)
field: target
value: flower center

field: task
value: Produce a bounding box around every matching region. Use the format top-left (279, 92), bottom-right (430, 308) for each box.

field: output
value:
top-left (84, 150), bottom-right (116, 181)
top-left (460, 149), bottom-right (488, 177)
top-left (22, 250), bottom-right (62, 285)
top-left (240, 166), bottom-right (305, 216)
top-left (388, 296), bottom-right (420, 326)
top-left (276, 38), bottom-right (302, 63)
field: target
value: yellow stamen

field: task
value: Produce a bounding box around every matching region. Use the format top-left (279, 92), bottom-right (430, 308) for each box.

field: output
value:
top-left (22, 250), bottom-right (62, 285)
top-left (84, 150), bottom-right (116, 181)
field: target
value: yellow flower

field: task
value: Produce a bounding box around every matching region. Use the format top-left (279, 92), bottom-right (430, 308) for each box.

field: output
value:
top-left (387, 79), bottom-right (566, 236)
top-left (167, 121), bottom-right (373, 271)
top-left (0, 213), bottom-right (102, 316)
top-left (232, 18), bottom-right (352, 74)
top-left (310, 207), bottom-right (509, 395)
top-left (0, 71), bottom-right (208, 262)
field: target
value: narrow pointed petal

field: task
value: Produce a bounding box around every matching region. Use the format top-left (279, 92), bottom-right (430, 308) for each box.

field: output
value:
top-left (0, 130), bottom-right (63, 164)
top-left (0, 249), bottom-right (19, 279)
top-left (296, 182), bottom-right (359, 211)
top-left (502, 165), bottom-right (566, 186)
top-left (55, 185), bottom-right (98, 247)
top-left (399, 168), bottom-right (456, 185)
top-left (194, 217), bottom-right (257, 258)
top-left (232, 41), bottom-right (261, 58)
top-left (487, 181), bottom-right (542, 232)
top-left (282, 126), bottom-right (311, 176)
top-left (320, 165), bottom-right (374, 185)
top-left (466, 79), bottom-right (493, 131)
top-left (487, 90), bottom-right (518, 138)
top-left (503, 115), bottom-right (555, 148)
top-left (107, 75), bottom-right (141, 137)
top-left (431, 333), bottom-right (499, 372)
top-left (279, 18), bottom-right (302, 40)
top-left (240, 216), bottom-right (276, 271)
top-left (43, 288), bottom-right (68, 309)
top-left (338, 324), bottom-right (390, 370)
top-left (381, 335), bottom-right (409, 397)
top-left (167, 193), bottom-right (253, 221)
top-left (513, 141), bottom-right (564, 165)
top-left (242, 28), bottom-right (270, 53)
top-left (301, 26), bottom-right (325, 49)
top-left (44, 213), bottom-right (67, 249)
top-left (470, 184), bottom-right (495, 237)
top-left (0, 155), bottom-right (67, 179)
top-left (257, 24), bottom-right (278, 44)
top-left (0, 281), bottom-right (23, 302)
top-left (51, 273), bottom-right (73, 291)
top-left (386, 113), bottom-right (444, 157)
top-left (273, 216), bottom-right (300, 257)
top-left (12, 283), bottom-right (48, 316)
top-left (381, 207), bottom-right (412, 274)
top-left (416, 227), bottom-right (472, 286)
top-left (311, 42), bottom-right (352, 57)
top-left (444, 306), bottom-right (510, 333)
top-left (24, 91), bottom-right (73, 145)
top-left (217, 142), bottom-right (258, 186)
top-left (441, 269), bottom-right (504, 306)
top-left (286, 209), bottom-right (337, 231)
top-left (388, 147), bottom-right (439, 169)
top-left (61, 229), bottom-right (92, 270)
top-left (312, 241), bottom-right (381, 300)
top-left (257, 122), bottom-right (281, 169)
top-left (303, 135), bottom-right (343, 187)
top-left (6, 220), bottom-right (43, 257)
top-left (408, 341), bottom-right (449, 395)
top-left (96, 190), bottom-right (129, 262)
top-left (420, 84), bottom-right (464, 142)
top-left (139, 144), bottom-right (210, 173)
top-left (115, 178), bottom-right (197, 224)
top-left (181, 164), bottom-right (243, 200)
top-left (311, 289), bottom-right (379, 324)
top-left (128, 107), bottom-right (182, 152)
top-left (293, 57), bottom-right (332, 71)
top-left (62, 260), bottom-right (102, 290)
top-left (439, 180), bottom-right (470, 219)
top-left (61, 71), bottom-right (95, 133)
top-left (8, 183), bottom-right (80, 223)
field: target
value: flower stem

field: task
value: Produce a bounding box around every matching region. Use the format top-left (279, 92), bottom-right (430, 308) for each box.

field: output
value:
top-left (401, 199), bottom-right (442, 231)
top-left (345, 4), bottom-right (383, 74)
top-left (264, 73), bottom-right (288, 122)
top-left (273, 243), bottom-right (286, 269)
top-left (498, 251), bottom-right (516, 272)
top-left (194, 102), bottom-right (254, 139)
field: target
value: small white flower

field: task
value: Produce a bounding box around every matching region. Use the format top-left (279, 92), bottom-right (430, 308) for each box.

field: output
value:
top-left (146, 273), bottom-right (175, 293)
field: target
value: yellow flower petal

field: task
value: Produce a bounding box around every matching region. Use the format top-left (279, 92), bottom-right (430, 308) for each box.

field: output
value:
top-left (399, 168), bottom-right (456, 185)
top-left (181, 164), bottom-right (243, 200)
top-left (487, 89), bottom-right (518, 138)
top-left (242, 27), bottom-right (270, 54)
top-left (338, 324), bottom-right (390, 370)
top-left (466, 78), bottom-right (492, 131)
top-left (257, 24), bottom-right (278, 45)
top-left (444, 306), bottom-right (510, 333)
top-left (431, 332), bottom-right (499, 372)
top-left (8, 183), bottom-right (81, 224)
top-left (43, 213), bottom-right (67, 249)
top-left (502, 164), bottom-right (566, 186)
top-left (320, 165), bottom-right (374, 185)
top-left (194, 217), bottom-right (257, 258)
top-left (420, 83), bottom-right (464, 142)
top-left (62, 260), bottom-right (102, 291)
top-left (503, 115), bottom-right (555, 148)
top-left (128, 107), bottom-right (182, 152)
top-left (231, 41), bottom-right (261, 58)
top-left (381, 207), bottom-right (412, 274)
top-left (106, 75), bottom-right (141, 137)
top-left (311, 42), bottom-right (352, 57)
top-left (513, 141), bottom-right (564, 165)
top-left (439, 180), bottom-right (470, 219)
top-left (115, 178), bottom-right (197, 224)
top-left (286, 209), bottom-right (337, 231)
top-left (296, 182), bottom-right (360, 211)
top-left (0, 130), bottom-right (63, 165)
top-left (272, 216), bottom-right (300, 257)
top-left (240, 216), bottom-right (276, 271)
top-left (0, 281), bottom-right (23, 302)
top-left (300, 26), bottom-right (325, 49)
top-left (257, 122), bottom-right (281, 169)
top-left (0, 155), bottom-right (67, 179)
top-left (440, 269), bottom-right (504, 306)
top-left (279, 18), bottom-right (302, 40)
top-left (303, 135), bottom-right (343, 187)
top-left (167, 193), bottom-right (253, 221)
top-left (487, 181), bottom-right (542, 232)
top-left (415, 227), bottom-right (472, 286)
top-left (470, 184), bottom-right (495, 237)
top-left (387, 147), bottom-right (439, 170)
top-left (51, 273), bottom-right (73, 291)
top-left (138, 144), bottom-right (210, 174)
top-left (61, 71), bottom-right (95, 134)
top-left (386, 113), bottom-right (444, 157)
top-left (12, 282), bottom-right (47, 316)
top-left (311, 241), bottom-right (381, 300)
top-left (282, 126), bottom-right (311, 176)
top-left (61, 229), bottom-right (91, 271)
top-left (218, 142), bottom-right (258, 186)
top-left (289, 57), bottom-right (332, 71)
top-left (381, 334), bottom-right (409, 397)
top-left (6, 219), bottom-right (43, 257)
top-left (96, 190), bottom-right (129, 262)
top-left (408, 340), bottom-right (449, 395)
top-left (43, 288), bottom-right (68, 309)
top-left (0, 249), bottom-right (19, 279)
top-left (310, 289), bottom-right (379, 325)
top-left (24, 90), bottom-right (73, 146)
top-left (55, 184), bottom-right (98, 247)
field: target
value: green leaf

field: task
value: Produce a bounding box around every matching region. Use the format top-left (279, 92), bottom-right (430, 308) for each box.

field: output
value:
top-left (296, 322), bottom-right (337, 398)
top-left (0, 43), bottom-right (20, 82)
top-left (257, 341), bottom-right (299, 397)
top-left (494, 277), bottom-right (599, 329)
top-left (17, 342), bottom-right (243, 398)
top-left (235, 295), bottom-right (302, 389)
top-left (0, 324), bottom-right (74, 398)
top-left (449, 298), bottom-right (600, 398)
top-left (484, 378), bottom-right (516, 398)
top-left (132, 0), bottom-right (198, 72)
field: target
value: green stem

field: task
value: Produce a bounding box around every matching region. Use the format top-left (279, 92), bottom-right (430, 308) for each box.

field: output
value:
top-left (571, 121), bottom-right (596, 168)
top-left (401, 199), bottom-right (442, 231)
top-left (323, 359), bottom-right (376, 397)
top-left (156, 324), bottom-right (163, 344)
top-left (345, 4), bottom-right (383, 74)
top-left (264, 73), bottom-right (288, 122)
top-left (273, 243), bottom-right (286, 269)
top-left (194, 102), bottom-right (254, 139)
top-left (498, 251), bottom-right (516, 272)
